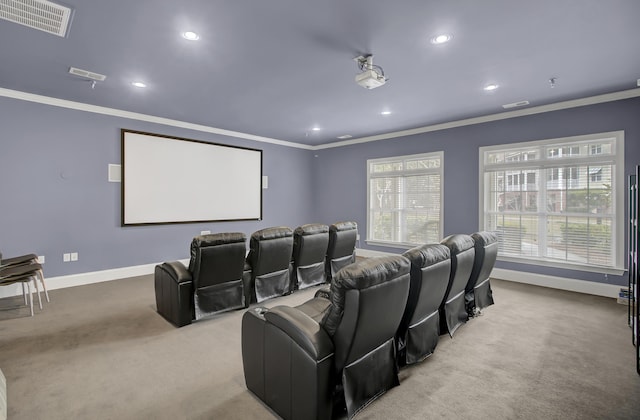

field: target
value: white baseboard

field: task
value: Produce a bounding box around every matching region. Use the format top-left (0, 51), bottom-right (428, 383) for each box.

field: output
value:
top-left (0, 259), bottom-right (189, 299)
top-left (491, 268), bottom-right (622, 298)
top-left (356, 248), bottom-right (396, 258)
top-left (0, 253), bottom-right (622, 300)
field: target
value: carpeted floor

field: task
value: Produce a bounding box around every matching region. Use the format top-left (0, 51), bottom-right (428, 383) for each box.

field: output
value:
top-left (0, 276), bottom-right (639, 419)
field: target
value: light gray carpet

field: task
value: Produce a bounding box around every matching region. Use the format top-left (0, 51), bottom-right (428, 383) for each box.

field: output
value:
top-left (0, 276), bottom-right (639, 419)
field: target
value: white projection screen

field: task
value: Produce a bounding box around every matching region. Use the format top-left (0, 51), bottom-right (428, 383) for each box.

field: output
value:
top-left (121, 130), bottom-right (262, 226)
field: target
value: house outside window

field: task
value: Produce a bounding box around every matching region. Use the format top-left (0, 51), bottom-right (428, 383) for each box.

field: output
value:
top-left (367, 151), bottom-right (443, 247)
top-left (479, 132), bottom-right (624, 273)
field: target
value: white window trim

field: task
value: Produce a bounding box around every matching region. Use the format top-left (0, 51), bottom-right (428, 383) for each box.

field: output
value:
top-left (478, 131), bottom-right (625, 273)
top-left (366, 151), bottom-right (444, 248)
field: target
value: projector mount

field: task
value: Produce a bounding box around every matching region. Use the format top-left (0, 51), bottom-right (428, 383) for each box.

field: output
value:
top-left (354, 55), bottom-right (387, 90)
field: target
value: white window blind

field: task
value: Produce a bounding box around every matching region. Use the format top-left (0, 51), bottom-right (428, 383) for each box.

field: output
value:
top-left (479, 131), bottom-right (624, 272)
top-left (367, 152), bottom-right (443, 247)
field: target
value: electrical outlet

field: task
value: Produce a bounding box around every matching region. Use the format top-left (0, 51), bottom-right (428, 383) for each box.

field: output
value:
top-left (71, 252), bottom-right (78, 261)
top-left (37, 255), bottom-right (45, 264)
top-left (356, 234), bottom-right (360, 241)
top-left (63, 253), bottom-right (71, 262)
top-left (200, 230), bottom-right (211, 235)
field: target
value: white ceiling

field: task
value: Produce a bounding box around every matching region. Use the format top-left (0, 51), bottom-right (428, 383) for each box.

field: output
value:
top-left (1, 0), bottom-right (639, 146)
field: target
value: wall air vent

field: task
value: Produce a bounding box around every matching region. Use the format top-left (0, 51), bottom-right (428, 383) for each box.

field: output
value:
top-left (68, 67), bottom-right (106, 81)
top-left (502, 100), bottom-right (530, 109)
top-left (0, 0), bottom-right (73, 37)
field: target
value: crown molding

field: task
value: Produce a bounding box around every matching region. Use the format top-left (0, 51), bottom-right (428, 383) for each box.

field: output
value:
top-left (313, 88), bottom-right (640, 150)
top-left (2, 87), bottom-right (639, 152)
top-left (0, 87), bottom-right (313, 150)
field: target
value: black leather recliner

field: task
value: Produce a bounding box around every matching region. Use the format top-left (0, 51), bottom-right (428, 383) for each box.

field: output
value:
top-left (154, 232), bottom-right (248, 327)
top-left (439, 234), bottom-right (476, 336)
top-left (396, 243), bottom-right (451, 366)
top-left (292, 223), bottom-right (329, 290)
top-left (246, 226), bottom-right (294, 303)
top-left (325, 221), bottom-right (357, 282)
top-left (241, 255), bottom-right (411, 420)
top-left (466, 231), bottom-right (498, 316)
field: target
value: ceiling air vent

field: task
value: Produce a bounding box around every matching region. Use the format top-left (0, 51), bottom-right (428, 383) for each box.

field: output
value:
top-left (502, 100), bottom-right (530, 109)
top-left (68, 67), bottom-right (106, 81)
top-left (0, 0), bottom-right (73, 37)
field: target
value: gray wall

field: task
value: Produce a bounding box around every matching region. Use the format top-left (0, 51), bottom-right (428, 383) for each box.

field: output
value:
top-left (313, 97), bottom-right (640, 287)
top-left (0, 96), bottom-right (315, 277)
top-left (2, 95), bottom-right (638, 286)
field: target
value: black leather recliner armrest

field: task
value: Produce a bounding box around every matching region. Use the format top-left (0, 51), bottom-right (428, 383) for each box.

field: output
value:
top-left (243, 304), bottom-right (335, 419)
top-left (154, 262), bottom-right (194, 327)
top-left (162, 261), bottom-right (193, 284)
top-left (265, 306), bottom-right (333, 361)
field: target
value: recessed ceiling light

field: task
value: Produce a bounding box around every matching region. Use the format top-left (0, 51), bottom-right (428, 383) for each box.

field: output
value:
top-left (311, 127), bottom-right (321, 131)
top-left (381, 110), bottom-right (392, 115)
top-left (431, 34), bottom-right (453, 44)
top-left (484, 83), bottom-right (499, 91)
top-left (182, 31), bottom-right (200, 41)
top-left (131, 81), bottom-right (147, 88)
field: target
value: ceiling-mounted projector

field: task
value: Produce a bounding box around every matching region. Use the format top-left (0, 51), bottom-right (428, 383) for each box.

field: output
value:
top-left (354, 55), bottom-right (387, 89)
top-left (355, 69), bottom-right (386, 89)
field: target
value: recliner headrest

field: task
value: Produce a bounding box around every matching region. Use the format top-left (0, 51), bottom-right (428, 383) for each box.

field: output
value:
top-left (472, 231), bottom-right (498, 247)
top-left (192, 232), bottom-right (246, 248)
top-left (295, 224), bottom-right (329, 236)
top-left (322, 255), bottom-right (410, 336)
top-left (251, 226), bottom-right (293, 241)
top-left (441, 234), bottom-right (475, 254)
top-left (333, 255), bottom-right (410, 291)
top-left (403, 243), bottom-right (450, 267)
top-left (330, 221), bottom-right (357, 232)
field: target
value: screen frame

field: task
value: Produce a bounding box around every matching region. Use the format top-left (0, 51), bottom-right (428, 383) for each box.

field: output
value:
top-left (121, 129), bottom-right (263, 226)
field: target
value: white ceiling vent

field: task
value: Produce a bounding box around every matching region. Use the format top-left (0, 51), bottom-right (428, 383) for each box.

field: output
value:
top-left (502, 100), bottom-right (530, 109)
top-left (68, 67), bottom-right (106, 81)
top-left (0, 0), bottom-right (73, 37)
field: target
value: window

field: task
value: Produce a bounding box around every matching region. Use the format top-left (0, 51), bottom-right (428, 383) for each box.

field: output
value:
top-left (367, 152), bottom-right (443, 247)
top-left (590, 167), bottom-right (603, 182)
top-left (480, 132), bottom-right (624, 272)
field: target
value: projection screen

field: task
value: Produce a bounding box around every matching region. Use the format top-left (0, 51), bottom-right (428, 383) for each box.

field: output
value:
top-left (121, 130), bottom-right (262, 226)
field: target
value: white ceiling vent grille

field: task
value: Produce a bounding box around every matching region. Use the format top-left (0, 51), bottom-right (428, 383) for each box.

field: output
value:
top-left (502, 100), bottom-right (530, 109)
top-left (0, 0), bottom-right (73, 37)
top-left (68, 67), bottom-right (106, 81)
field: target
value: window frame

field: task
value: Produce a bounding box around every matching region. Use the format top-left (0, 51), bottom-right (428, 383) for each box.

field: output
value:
top-left (478, 131), bottom-right (625, 274)
top-left (366, 151), bottom-right (444, 249)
